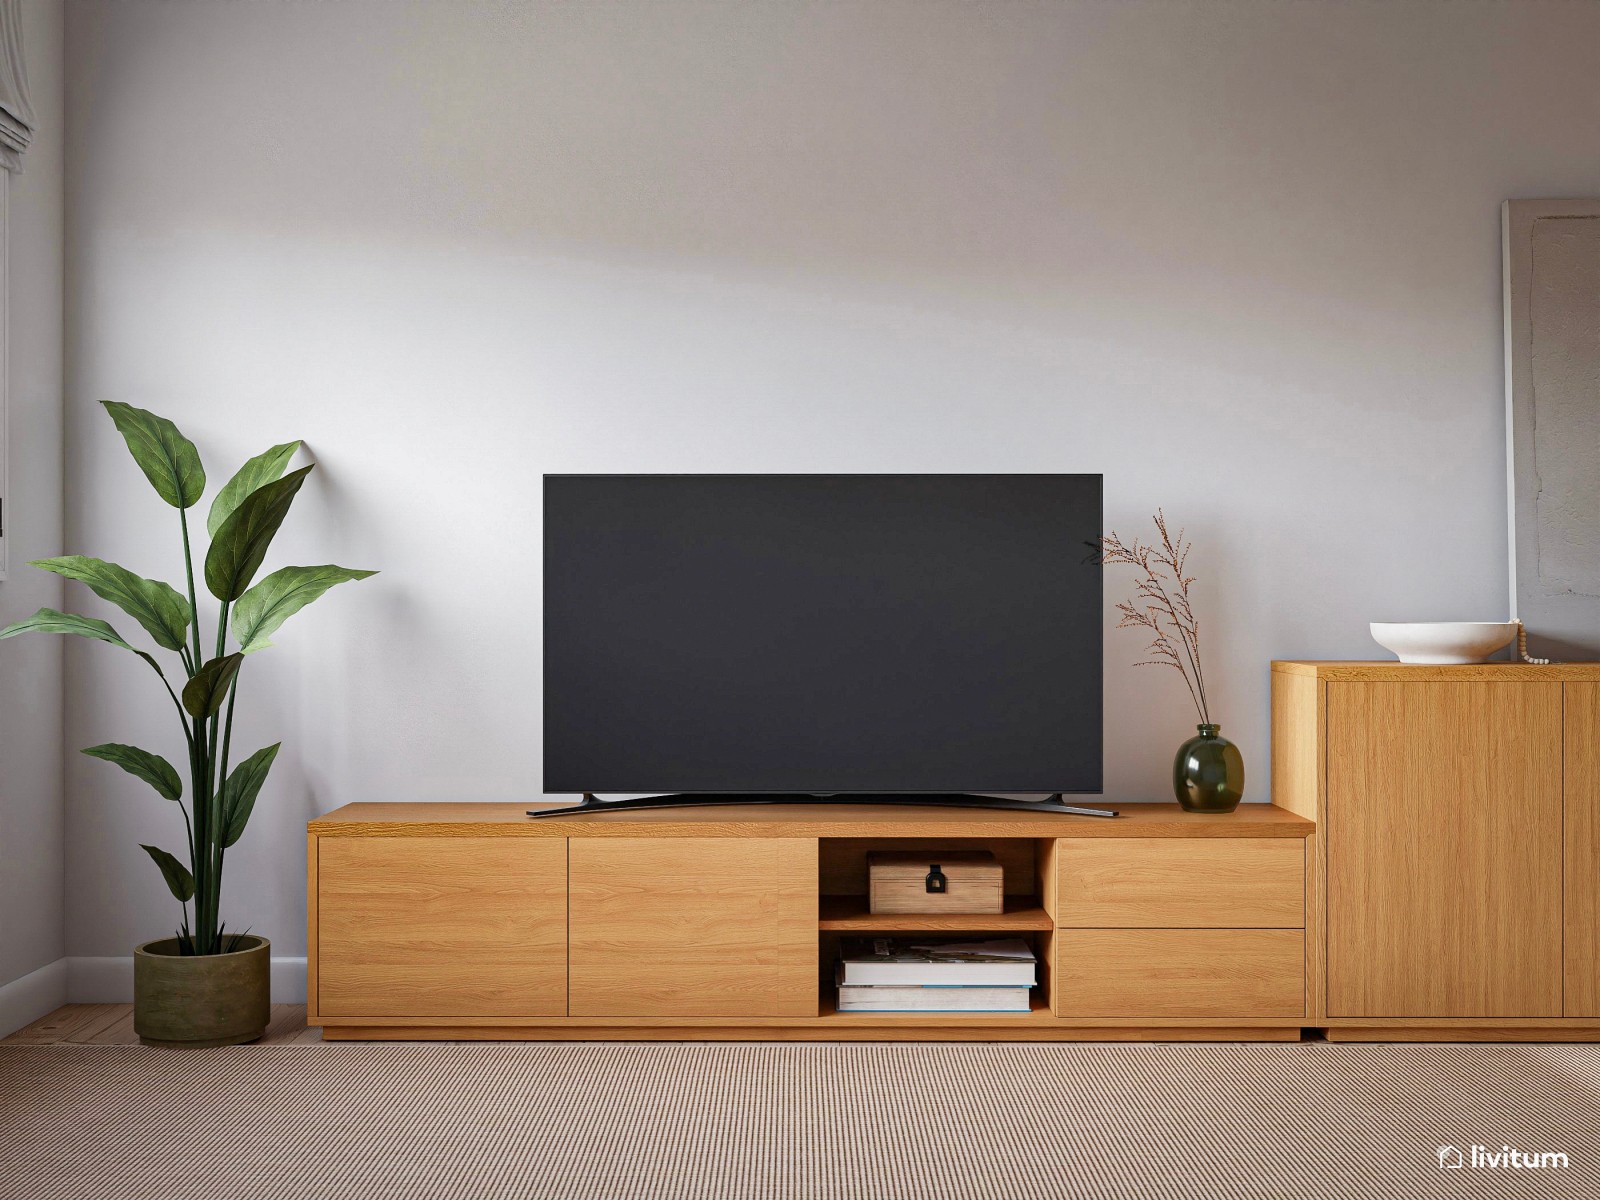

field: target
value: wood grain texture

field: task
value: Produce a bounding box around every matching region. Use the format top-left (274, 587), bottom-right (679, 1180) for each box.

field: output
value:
top-left (317, 837), bottom-right (567, 1018)
top-left (1037, 839), bottom-right (1061, 923)
top-left (1326, 681), bottom-right (1563, 1019)
top-left (1271, 667), bottom-right (1326, 1022)
top-left (1567, 682), bottom-right (1600, 1017)
top-left (305, 831), bottom-right (320, 1023)
top-left (868, 850), bottom-right (1002, 913)
top-left (1326, 1027), bottom-right (1600, 1043)
top-left (1054, 930), bottom-right (1305, 1019)
top-left (0, 1005), bottom-right (316, 1046)
top-left (1054, 839), bottom-right (1304, 928)
top-left (284, 1008), bottom-right (1303, 1028)
top-left (818, 894), bottom-right (1051, 931)
top-left (2, 1004), bottom-right (122, 1044)
top-left (1273, 661), bottom-right (1600, 682)
top-left (310, 802), bottom-right (1314, 839)
top-left (321, 1024), bottom-right (1303, 1042)
top-left (568, 837), bottom-right (817, 1017)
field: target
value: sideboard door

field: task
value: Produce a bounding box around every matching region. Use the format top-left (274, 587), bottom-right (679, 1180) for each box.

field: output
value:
top-left (1568, 682), bottom-right (1600, 1018)
top-left (1327, 681), bottom-right (1563, 1018)
top-left (316, 837), bottom-right (568, 1018)
top-left (568, 837), bottom-right (817, 1018)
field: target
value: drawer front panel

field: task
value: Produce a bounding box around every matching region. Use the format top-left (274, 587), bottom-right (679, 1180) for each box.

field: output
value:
top-left (317, 837), bottom-right (567, 1018)
top-left (1055, 838), bottom-right (1304, 928)
top-left (1055, 929), bottom-right (1305, 1019)
top-left (569, 837), bottom-right (817, 1018)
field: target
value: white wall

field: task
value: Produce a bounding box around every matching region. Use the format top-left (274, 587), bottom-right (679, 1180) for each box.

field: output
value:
top-left (0, 0), bottom-right (64, 1019)
top-left (62, 0), bottom-right (1600, 966)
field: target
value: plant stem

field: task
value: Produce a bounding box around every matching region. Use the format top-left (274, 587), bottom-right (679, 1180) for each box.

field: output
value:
top-left (214, 674), bottom-right (240, 921)
top-left (1145, 572), bottom-right (1208, 724)
top-left (207, 603), bottom-right (234, 948)
top-left (179, 509), bottom-right (214, 953)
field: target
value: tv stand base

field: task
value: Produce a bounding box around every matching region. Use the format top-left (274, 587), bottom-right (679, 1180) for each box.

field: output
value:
top-left (529, 793), bottom-right (1119, 818)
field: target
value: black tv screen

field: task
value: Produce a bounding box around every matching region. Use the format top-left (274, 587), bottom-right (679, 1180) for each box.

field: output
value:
top-left (543, 474), bottom-right (1102, 795)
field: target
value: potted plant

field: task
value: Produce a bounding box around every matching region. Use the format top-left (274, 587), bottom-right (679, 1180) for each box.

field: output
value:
top-left (1, 403), bottom-right (375, 1045)
top-left (1101, 510), bottom-right (1242, 812)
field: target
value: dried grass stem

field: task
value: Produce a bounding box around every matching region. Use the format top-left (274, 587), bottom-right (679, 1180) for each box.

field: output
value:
top-left (1101, 509), bottom-right (1211, 725)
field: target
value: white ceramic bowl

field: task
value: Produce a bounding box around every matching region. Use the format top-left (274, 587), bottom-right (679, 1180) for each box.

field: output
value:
top-left (1369, 621), bottom-right (1518, 665)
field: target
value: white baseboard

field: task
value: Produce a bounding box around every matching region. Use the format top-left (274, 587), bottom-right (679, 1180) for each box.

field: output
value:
top-left (67, 956), bottom-right (307, 1004)
top-left (0, 959), bottom-right (69, 1037)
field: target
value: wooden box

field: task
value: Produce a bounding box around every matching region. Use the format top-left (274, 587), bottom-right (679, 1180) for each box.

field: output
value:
top-left (868, 850), bottom-right (1003, 914)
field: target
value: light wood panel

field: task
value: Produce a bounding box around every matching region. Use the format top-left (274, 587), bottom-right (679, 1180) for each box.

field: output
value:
top-left (818, 894), bottom-right (1052, 931)
top-left (869, 850), bottom-right (1003, 913)
top-left (1274, 661), bottom-right (1600, 682)
top-left (1326, 681), bottom-right (1563, 1018)
top-left (568, 837), bottom-right (817, 1018)
top-left (324, 1024), bottom-right (1303, 1042)
top-left (306, 831), bottom-right (319, 1023)
top-left (317, 837), bottom-right (567, 1018)
top-left (1054, 839), bottom-right (1304, 928)
top-left (311, 802), bottom-right (1314, 839)
top-left (1567, 682), bottom-right (1600, 1018)
top-left (0, 1005), bottom-right (320, 1046)
top-left (2, 1004), bottom-right (123, 1044)
top-left (1328, 1027), bottom-right (1600, 1043)
top-left (1271, 666), bottom-right (1326, 1022)
top-left (1054, 930), bottom-right (1305, 1019)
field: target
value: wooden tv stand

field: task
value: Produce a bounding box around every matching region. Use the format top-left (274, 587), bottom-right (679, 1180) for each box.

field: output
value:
top-left (307, 801), bottom-right (1315, 1041)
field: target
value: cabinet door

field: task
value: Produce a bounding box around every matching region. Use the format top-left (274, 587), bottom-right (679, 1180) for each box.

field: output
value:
top-left (316, 837), bottom-right (567, 1018)
top-left (569, 837), bottom-right (817, 1017)
top-left (1567, 683), bottom-right (1600, 1017)
top-left (1327, 682), bottom-right (1562, 1018)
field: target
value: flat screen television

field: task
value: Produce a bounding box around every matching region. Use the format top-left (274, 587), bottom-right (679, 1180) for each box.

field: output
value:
top-left (540, 474), bottom-right (1104, 815)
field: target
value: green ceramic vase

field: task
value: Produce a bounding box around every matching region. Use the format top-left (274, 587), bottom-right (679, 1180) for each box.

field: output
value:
top-left (1173, 723), bottom-right (1244, 813)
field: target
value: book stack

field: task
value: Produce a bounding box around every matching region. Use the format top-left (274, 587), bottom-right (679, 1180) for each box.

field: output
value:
top-left (835, 937), bottom-right (1036, 1013)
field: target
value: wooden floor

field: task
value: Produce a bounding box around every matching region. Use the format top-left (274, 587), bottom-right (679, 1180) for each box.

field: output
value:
top-left (2, 1004), bottom-right (321, 1046)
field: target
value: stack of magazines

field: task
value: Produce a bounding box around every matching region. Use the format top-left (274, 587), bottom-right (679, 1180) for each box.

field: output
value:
top-left (835, 937), bottom-right (1036, 1013)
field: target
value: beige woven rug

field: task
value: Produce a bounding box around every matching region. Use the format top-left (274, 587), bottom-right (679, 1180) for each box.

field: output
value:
top-left (2, 1042), bottom-right (1597, 1199)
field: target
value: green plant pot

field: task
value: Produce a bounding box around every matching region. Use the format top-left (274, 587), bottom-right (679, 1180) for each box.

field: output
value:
top-left (1173, 724), bottom-right (1244, 813)
top-left (133, 935), bottom-right (270, 1047)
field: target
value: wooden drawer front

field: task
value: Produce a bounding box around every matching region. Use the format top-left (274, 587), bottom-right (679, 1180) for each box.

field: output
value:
top-left (1054, 839), bottom-right (1304, 928)
top-left (569, 837), bottom-right (817, 1018)
top-left (1055, 929), bottom-right (1305, 1019)
top-left (316, 837), bottom-right (567, 1018)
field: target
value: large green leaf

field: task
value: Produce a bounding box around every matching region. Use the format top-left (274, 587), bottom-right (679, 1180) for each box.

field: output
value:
top-left (232, 565), bottom-right (377, 654)
top-left (207, 441), bottom-right (302, 537)
top-left (30, 556), bottom-right (190, 651)
top-left (204, 465), bottom-right (314, 602)
top-left (141, 844), bottom-right (195, 903)
top-left (0, 608), bottom-right (165, 677)
top-left (102, 402), bottom-right (206, 510)
top-left (221, 743), bottom-right (281, 848)
top-left (181, 653), bottom-right (242, 719)
top-left (82, 743), bottom-right (183, 802)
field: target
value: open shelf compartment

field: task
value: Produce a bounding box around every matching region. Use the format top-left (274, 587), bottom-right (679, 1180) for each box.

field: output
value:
top-left (816, 835), bottom-right (1054, 1021)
